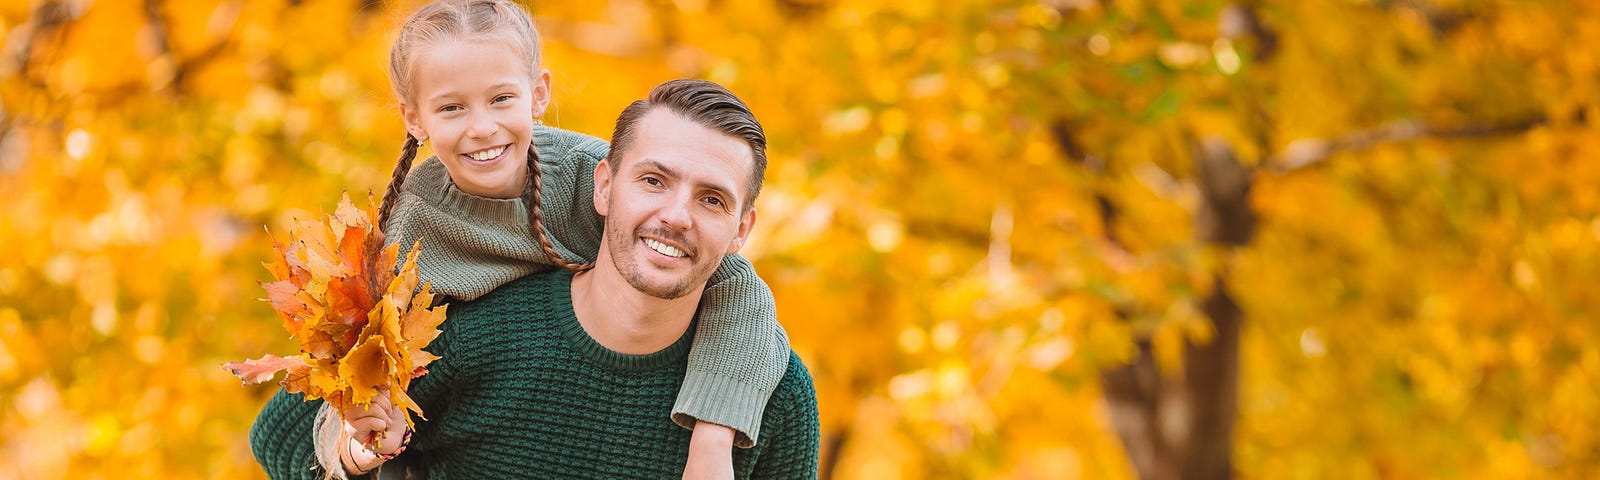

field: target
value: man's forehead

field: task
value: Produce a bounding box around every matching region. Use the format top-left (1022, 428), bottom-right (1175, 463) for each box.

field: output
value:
top-left (617, 109), bottom-right (755, 179)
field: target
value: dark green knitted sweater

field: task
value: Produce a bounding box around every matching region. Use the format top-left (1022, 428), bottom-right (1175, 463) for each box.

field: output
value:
top-left (249, 270), bottom-right (820, 479)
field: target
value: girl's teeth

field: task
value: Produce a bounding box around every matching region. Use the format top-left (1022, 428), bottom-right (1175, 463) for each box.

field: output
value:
top-left (469, 146), bottom-right (505, 161)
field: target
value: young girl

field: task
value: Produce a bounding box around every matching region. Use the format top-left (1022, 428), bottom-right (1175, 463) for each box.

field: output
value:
top-left (249, 1), bottom-right (789, 478)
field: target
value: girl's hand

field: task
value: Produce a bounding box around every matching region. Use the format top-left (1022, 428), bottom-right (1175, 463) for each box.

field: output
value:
top-left (683, 421), bottom-right (735, 480)
top-left (340, 389), bottom-right (409, 473)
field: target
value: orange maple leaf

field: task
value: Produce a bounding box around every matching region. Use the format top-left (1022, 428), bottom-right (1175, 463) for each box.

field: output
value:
top-left (223, 193), bottom-right (446, 427)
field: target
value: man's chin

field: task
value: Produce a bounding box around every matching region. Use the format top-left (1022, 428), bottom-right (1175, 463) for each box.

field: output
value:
top-left (623, 274), bottom-right (695, 300)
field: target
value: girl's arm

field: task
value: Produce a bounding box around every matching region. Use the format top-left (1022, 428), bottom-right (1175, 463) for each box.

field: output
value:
top-left (250, 391), bottom-right (333, 479)
top-left (673, 254), bottom-right (790, 447)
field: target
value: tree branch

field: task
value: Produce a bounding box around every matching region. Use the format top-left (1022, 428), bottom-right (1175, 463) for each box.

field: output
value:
top-left (1, 1), bottom-right (79, 82)
top-left (1048, 119), bottom-right (1129, 254)
top-left (1219, 3), bottom-right (1277, 61)
top-left (140, 0), bottom-right (241, 95)
top-left (1389, 0), bottom-right (1479, 37)
top-left (1269, 113), bottom-right (1557, 174)
top-left (818, 424), bottom-right (850, 480)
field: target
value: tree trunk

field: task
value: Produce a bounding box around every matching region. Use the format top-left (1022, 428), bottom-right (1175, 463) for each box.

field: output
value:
top-left (1098, 138), bottom-right (1252, 480)
top-left (1099, 277), bottom-right (1241, 480)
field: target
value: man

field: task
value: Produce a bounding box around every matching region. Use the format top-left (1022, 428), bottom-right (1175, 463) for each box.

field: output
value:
top-left (251, 79), bottom-right (819, 479)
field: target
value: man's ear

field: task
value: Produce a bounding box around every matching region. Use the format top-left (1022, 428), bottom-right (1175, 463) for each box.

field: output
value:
top-left (592, 159), bottom-right (613, 216)
top-left (725, 207), bottom-right (757, 255)
top-left (531, 69), bottom-right (553, 120)
top-left (400, 101), bottom-right (428, 142)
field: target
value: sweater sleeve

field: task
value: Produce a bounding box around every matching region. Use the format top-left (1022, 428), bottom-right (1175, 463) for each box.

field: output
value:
top-left (249, 390), bottom-right (329, 480)
top-left (672, 254), bottom-right (792, 448)
top-left (749, 353), bottom-right (821, 480)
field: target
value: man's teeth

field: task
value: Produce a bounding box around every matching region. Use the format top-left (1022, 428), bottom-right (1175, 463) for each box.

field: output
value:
top-left (644, 238), bottom-right (686, 258)
top-left (468, 146), bottom-right (506, 161)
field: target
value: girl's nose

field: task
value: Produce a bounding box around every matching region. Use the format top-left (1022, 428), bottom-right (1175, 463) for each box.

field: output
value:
top-left (467, 112), bottom-right (498, 138)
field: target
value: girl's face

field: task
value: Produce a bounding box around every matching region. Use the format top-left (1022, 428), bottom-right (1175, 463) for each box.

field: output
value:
top-left (401, 37), bottom-right (549, 199)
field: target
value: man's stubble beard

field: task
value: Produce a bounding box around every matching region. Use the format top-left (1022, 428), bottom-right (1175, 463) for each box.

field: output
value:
top-left (604, 220), bottom-right (715, 300)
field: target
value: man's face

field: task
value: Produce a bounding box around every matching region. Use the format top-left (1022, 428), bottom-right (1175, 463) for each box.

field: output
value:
top-left (593, 108), bottom-right (757, 300)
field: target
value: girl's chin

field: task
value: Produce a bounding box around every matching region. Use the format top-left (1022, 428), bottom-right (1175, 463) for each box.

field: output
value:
top-left (459, 181), bottom-right (524, 198)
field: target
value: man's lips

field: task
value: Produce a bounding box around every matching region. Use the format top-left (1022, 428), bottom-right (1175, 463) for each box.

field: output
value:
top-left (643, 237), bottom-right (688, 259)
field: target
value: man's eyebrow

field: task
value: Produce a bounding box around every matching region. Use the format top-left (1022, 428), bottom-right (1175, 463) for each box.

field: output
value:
top-left (634, 159), bottom-right (737, 199)
top-left (635, 160), bottom-right (678, 179)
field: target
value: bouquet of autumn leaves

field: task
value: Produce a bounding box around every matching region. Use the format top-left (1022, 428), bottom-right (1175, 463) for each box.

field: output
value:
top-left (223, 194), bottom-right (446, 434)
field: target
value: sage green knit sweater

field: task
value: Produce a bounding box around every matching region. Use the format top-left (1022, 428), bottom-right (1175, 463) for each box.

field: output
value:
top-left (250, 270), bottom-right (820, 479)
top-left (384, 125), bottom-right (788, 446)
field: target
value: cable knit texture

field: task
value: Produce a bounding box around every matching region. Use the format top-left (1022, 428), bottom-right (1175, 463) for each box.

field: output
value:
top-left (383, 125), bottom-right (789, 445)
top-left (250, 271), bottom-right (820, 479)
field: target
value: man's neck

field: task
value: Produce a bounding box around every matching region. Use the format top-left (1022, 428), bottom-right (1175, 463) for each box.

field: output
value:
top-left (569, 266), bottom-right (702, 355)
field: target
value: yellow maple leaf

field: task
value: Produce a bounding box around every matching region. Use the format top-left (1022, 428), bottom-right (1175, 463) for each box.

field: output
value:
top-left (223, 193), bottom-right (446, 425)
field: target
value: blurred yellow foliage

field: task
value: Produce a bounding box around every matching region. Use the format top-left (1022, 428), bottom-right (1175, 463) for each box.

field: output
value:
top-left (3, 0), bottom-right (1599, 479)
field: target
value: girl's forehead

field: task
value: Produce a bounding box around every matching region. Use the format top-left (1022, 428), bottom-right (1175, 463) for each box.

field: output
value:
top-left (418, 35), bottom-right (532, 66)
top-left (404, 35), bottom-right (538, 98)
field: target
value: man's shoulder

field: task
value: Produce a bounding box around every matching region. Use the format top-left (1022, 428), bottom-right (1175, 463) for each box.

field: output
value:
top-left (770, 351), bottom-right (818, 416)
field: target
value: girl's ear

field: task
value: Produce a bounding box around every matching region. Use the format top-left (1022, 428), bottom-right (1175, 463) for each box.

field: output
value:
top-left (592, 158), bottom-right (612, 216)
top-left (531, 69), bottom-right (553, 120)
top-left (400, 101), bottom-right (428, 142)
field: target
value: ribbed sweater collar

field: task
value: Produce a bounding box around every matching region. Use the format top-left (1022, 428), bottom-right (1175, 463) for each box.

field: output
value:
top-left (536, 271), bottom-right (695, 372)
top-left (404, 153), bottom-right (527, 226)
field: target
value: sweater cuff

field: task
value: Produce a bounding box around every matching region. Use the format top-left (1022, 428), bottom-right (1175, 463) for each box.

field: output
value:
top-left (672, 370), bottom-right (770, 449)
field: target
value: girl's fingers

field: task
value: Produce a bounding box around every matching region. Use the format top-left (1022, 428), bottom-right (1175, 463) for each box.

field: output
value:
top-left (348, 416), bottom-right (387, 435)
top-left (388, 397), bottom-right (405, 419)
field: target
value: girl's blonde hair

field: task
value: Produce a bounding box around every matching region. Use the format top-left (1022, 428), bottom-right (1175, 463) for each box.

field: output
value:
top-left (376, 0), bottom-right (589, 275)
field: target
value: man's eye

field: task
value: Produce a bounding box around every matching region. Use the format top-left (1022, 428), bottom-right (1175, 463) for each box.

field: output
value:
top-left (643, 177), bottom-right (662, 186)
top-left (703, 197), bottom-right (723, 206)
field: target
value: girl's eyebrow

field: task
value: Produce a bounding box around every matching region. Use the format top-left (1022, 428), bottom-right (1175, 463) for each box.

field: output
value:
top-left (425, 83), bottom-right (521, 104)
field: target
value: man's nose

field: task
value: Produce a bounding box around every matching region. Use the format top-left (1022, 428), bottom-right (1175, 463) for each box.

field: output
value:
top-left (658, 194), bottom-right (694, 231)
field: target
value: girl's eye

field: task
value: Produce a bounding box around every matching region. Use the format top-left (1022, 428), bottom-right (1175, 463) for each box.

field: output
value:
top-left (439, 104), bottom-right (463, 113)
top-left (493, 94), bottom-right (514, 103)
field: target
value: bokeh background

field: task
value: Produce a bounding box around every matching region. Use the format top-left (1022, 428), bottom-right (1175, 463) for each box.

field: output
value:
top-left (2, 0), bottom-right (1598, 478)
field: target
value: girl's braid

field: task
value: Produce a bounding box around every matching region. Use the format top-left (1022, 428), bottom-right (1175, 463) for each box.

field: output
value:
top-left (365, 134), bottom-right (421, 293)
top-left (525, 143), bottom-right (593, 272)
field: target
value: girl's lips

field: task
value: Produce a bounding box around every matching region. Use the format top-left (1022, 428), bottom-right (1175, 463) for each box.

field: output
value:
top-left (463, 144), bottom-right (510, 163)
